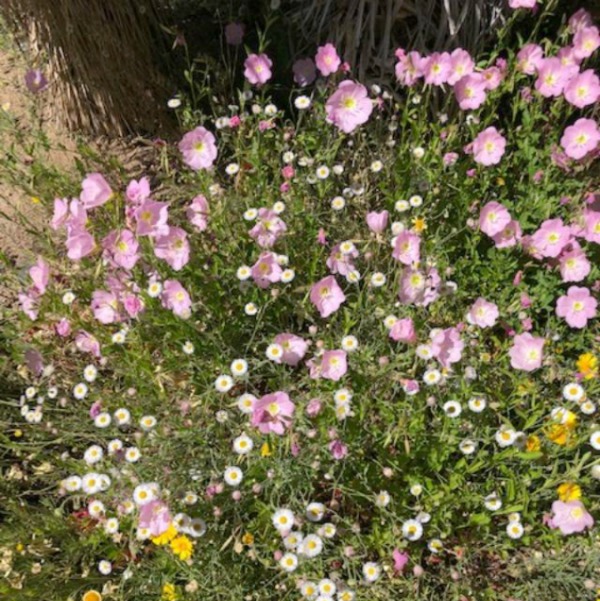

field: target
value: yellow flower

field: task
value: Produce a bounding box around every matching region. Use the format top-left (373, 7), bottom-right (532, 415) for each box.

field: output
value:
top-left (241, 532), bottom-right (254, 546)
top-left (151, 524), bottom-right (178, 546)
top-left (31, 196), bottom-right (41, 204)
top-left (557, 482), bottom-right (581, 502)
top-left (577, 353), bottom-right (598, 379)
top-left (161, 583), bottom-right (177, 601)
top-left (82, 592), bottom-right (102, 601)
top-left (14, 429), bottom-right (22, 438)
top-left (525, 435), bottom-right (540, 452)
top-left (170, 535), bottom-right (193, 561)
top-left (412, 217), bottom-right (427, 233)
top-left (15, 543), bottom-right (24, 553)
top-left (546, 424), bottom-right (575, 446)
top-left (261, 442), bottom-right (271, 457)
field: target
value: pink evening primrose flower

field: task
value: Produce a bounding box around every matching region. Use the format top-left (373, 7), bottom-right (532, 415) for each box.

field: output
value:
top-left (472, 127), bottom-right (507, 166)
top-left (535, 58), bottom-right (572, 97)
top-left (55, 318), bottom-right (71, 337)
top-left (293, 58), bottom-right (317, 87)
top-left (564, 70), bottom-right (600, 108)
top-left (102, 229), bottom-right (139, 270)
top-left (573, 26), bottom-right (600, 61)
top-left (581, 209), bottom-right (600, 243)
top-left (560, 118), bottom-right (600, 160)
top-left (516, 44), bottom-right (544, 74)
top-left (430, 327), bottom-right (464, 369)
top-left (389, 317), bottom-right (417, 343)
top-left (179, 126), bottom-right (218, 170)
top-left (153, 226), bottom-right (190, 271)
top-left (138, 501), bottom-right (172, 537)
top-left (310, 275), bottom-right (346, 318)
top-left (548, 500), bottom-right (594, 535)
top-left (509, 333), bottom-right (545, 372)
top-left (466, 298), bottom-right (499, 328)
top-left (29, 256), bottom-right (49, 295)
top-left (508, 0), bottom-right (537, 8)
top-left (393, 549), bottom-right (409, 573)
top-left (491, 220), bottom-right (522, 248)
top-left (80, 173), bottom-right (112, 209)
top-left (91, 290), bottom-right (121, 324)
top-left (24, 69), bottom-right (48, 93)
top-left (251, 252), bottom-right (282, 289)
top-left (251, 391), bottom-right (295, 435)
top-left (328, 439), bottom-right (348, 460)
top-left (569, 9), bottom-right (593, 34)
top-left (65, 227), bottom-right (95, 261)
top-left (392, 231), bottom-right (421, 265)
top-left (479, 201), bottom-right (511, 237)
top-left (18, 292), bottom-right (38, 320)
top-left (161, 280), bottom-right (192, 318)
top-left (244, 53), bottom-right (273, 86)
top-left (327, 243), bottom-right (358, 276)
top-left (273, 333), bottom-right (309, 367)
top-left (249, 208), bottom-right (287, 248)
top-left (315, 43), bottom-right (341, 76)
top-left (366, 210), bottom-right (389, 234)
top-left (126, 177), bottom-right (151, 205)
top-left (421, 52), bottom-right (452, 86)
top-left (186, 195), bottom-right (209, 232)
top-left (320, 349), bottom-right (348, 381)
top-left (394, 49), bottom-right (424, 86)
top-left (75, 331), bottom-right (101, 358)
top-left (559, 244), bottom-right (591, 282)
top-left (325, 80), bottom-right (373, 134)
top-left (556, 286), bottom-right (597, 329)
top-left (530, 218), bottom-right (572, 259)
top-left (454, 73), bottom-right (487, 110)
top-left (447, 48), bottom-right (475, 85)
top-left (134, 200), bottom-right (170, 237)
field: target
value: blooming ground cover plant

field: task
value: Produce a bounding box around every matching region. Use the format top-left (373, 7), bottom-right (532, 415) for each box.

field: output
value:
top-left (2, 2), bottom-right (600, 601)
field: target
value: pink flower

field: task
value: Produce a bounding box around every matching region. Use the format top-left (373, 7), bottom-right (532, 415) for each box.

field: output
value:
top-left (102, 229), bottom-right (139, 270)
top-left (479, 201), bottom-right (511, 237)
top-left (186, 195), bottom-right (209, 232)
top-left (249, 208), bottom-right (287, 248)
top-left (508, 0), bottom-right (537, 8)
top-left (559, 244), bottom-right (591, 282)
top-left (75, 331), bottom-right (101, 357)
top-left (251, 252), bottom-right (282, 288)
top-left (481, 66), bottom-right (505, 91)
top-left (135, 200), bottom-right (170, 237)
top-left (548, 500), bottom-right (594, 534)
top-left (224, 22), bottom-right (244, 46)
top-left (564, 70), bottom-right (600, 108)
top-left (65, 227), bottom-right (95, 260)
top-left (315, 43), bottom-right (341, 76)
top-left (392, 231), bottom-right (420, 265)
top-left (509, 333), bottom-right (545, 372)
top-left (394, 49), bottom-right (423, 86)
top-left (327, 243), bottom-right (358, 276)
top-left (273, 333), bottom-right (309, 366)
top-left (91, 290), bottom-right (121, 324)
top-left (126, 177), bottom-right (151, 204)
top-left (454, 73), bottom-right (487, 110)
top-left (325, 80), bottom-right (373, 134)
top-left (556, 286), bottom-right (597, 329)
top-left (55, 318), bottom-right (71, 337)
top-left (421, 52), bottom-right (452, 86)
top-left (430, 327), bottom-right (464, 369)
top-left (154, 226), bottom-right (190, 271)
top-left (389, 317), bottom-right (417, 343)
top-left (366, 210), bottom-right (389, 234)
top-left (447, 48), bottom-right (474, 85)
top-left (581, 209), bottom-right (600, 243)
top-left (310, 275), bottom-right (346, 318)
top-left (573, 26), bottom-right (600, 61)
top-left (80, 173), bottom-right (112, 209)
top-left (472, 127), bottom-right (506, 166)
top-left (139, 501), bottom-right (172, 536)
top-left (492, 220), bottom-right (522, 248)
top-left (179, 126), bottom-right (218, 170)
top-left (320, 350), bottom-right (348, 381)
top-left (18, 292), bottom-right (39, 320)
top-left (244, 53), bottom-right (273, 86)
top-left (398, 267), bottom-right (441, 307)
top-left (535, 58), bottom-right (571, 97)
top-left (443, 152), bottom-right (459, 166)
top-left (466, 298), bottom-right (499, 328)
top-left (306, 398), bottom-right (322, 417)
top-left (561, 118), bottom-right (600, 160)
top-left (29, 256), bottom-right (49, 295)
top-left (293, 58), bottom-right (317, 87)
top-left (569, 9), bottom-right (593, 34)
top-left (161, 279), bottom-right (192, 318)
top-left (392, 549), bottom-right (409, 573)
top-left (516, 44), bottom-right (544, 74)
top-left (251, 391), bottom-right (295, 435)
top-left (122, 293), bottom-right (144, 319)
top-left (328, 439), bottom-right (348, 460)
top-left (531, 218), bottom-right (572, 258)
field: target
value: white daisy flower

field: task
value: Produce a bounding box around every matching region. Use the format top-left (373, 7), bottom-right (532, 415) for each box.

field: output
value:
top-left (88, 500), bottom-right (105, 518)
top-left (124, 447), bottom-right (141, 463)
top-left (362, 562), bottom-right (381, 582)
top-left (316, 165), bottom-right (330, 180)
top-left (281, 269), bottom-right (295, 283)
top-left (233, 433), bottom-right (254, 455)
top-left (182, 341), bottom-right (195, 355)
top-left (562, 382), bottom-right (584, 402)
top-left (395, 199), bottom-right (410, 212)
top-left (443, 400), bottom-right (462, 417)
top-left (341, 335), bottom-right (359, 352)
top-left (73, 383), bottom-right (88, 400)
top-left (283, 531), bottom-right (303, 550)
top-left (105, 518), bottom-right (120, 534)
top-left (114, 408), bottom-right (131, 426)
top-left (300, 534), bottom-right (323, 558)
top-left (223, 466), bottom-right (243, 486)
top-left (370, 160), bottom-right (384, 172)
top-left (331, 196), bottom-right (345, 210)
top-left (300, 582), bottom-right (318, 598)
top-left (590, 431), bottom-right (600, 450)
top-left (83, 365), bottom-right (98, 382)
top-left (94, 412), bottom-right (111, 428)
top-left (459, 439), bottom-right (477, 455)
top-left (62, 475), bottom-right (82, 492)
top-left (108, 439), bottom-right (123, 454)
top-left (468, 396), bottom-right (487, 413)
top-left (495, 428), bottom-right (517, 448)
top-left (139, 415), bottom-right (157, 431)
top-left (280, 552), bottom-right (298, 572)
top-left (147, 281), bottom-right (163, 297)
top-left (402, 519), bottom-right (423, 541)
top-left (375, 490), bottom-right (390, 508)
top-left (306, 502), bottom-right (326, 522)
top-left (272, 508), bottom-right (295, 532)
top-left (428, 538), bottom-right (444, 553)
top-left (244, 302), bottom-right (258, 316)
top-left (318, 579), bottom-right (337, 597)
top-left (580, 400), bottom-right (596, 415)
top-left (243, 208), bottom-right (258, 221)
top-left (62, 291), bottom-right (76, 305)
top-left (215, 375), bottom-right (234, 393)
top-left (506, 522), bottom-right (524, 539)
top-left (84, 445), bottom-right (104, 465)
top-left (266, 343), bottom-right (284, 361)
top-left (423, 369), bottom-right (441, 386)
top-left (230, 359), bottom-right (248, 377)
top-left (294, 96), bottom-right (311, 109)
top-left (133, 483), bottom-right (156, 506)
top-left (237, 393), bottom-right (256, 414)
top-left (484, 493), bottom-right (502, 511)
top-left (409, 194), bottom-right (423, 207)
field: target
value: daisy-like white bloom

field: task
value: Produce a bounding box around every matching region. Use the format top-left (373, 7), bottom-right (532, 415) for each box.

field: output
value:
top-left (495, 428), bottom-right (517, 447)
top-left (484, 492), bottom-right (503, 511)
top-left (281, 269), bottom-right (295, 283)
top-left (395, 199), bottom-right (410, 212)
top-left (316, 165), bottom-right (330, 180)
top-left (124, 447), bottom-right (141, 463)
top-left (318, 579), bottom-right (337, 597)
top-left (413, 147), bottom-right (425, 158)
top-left (416, 344), bottom-right (433, 360)
top-left (62, 475), bottom-right (82, 492)
top-left (410, 483), bottom-right (423, 496)
top-left (506, 521), bottom-right (524, 539)
top-left (237, 393), bottom-right (257, 414)
top-left (112, 331), bottom-right (126, 344)
top-left (283, 531), bottom-right (303, 550)
top-left (243, 208), bottom-right (258, 221)
top-left (140, 415), bottom-right (157, 431)
top-left (182, 341), bottom-right (195, 355)
top-left (443, 400), bottom-right (462, 417)
top-left (173, 513), bottom-right (191, 532)
top-left (187, 518), bottom-right (207, 538)
top-left (84, 445), bottom-right (104, 465)
top-left (581, 400), bottom-right (596, 415)
top-left (272, 201), bottom-right (285, 214)
top-left (98, 560), bottom-right (112, 575)
top-left (331, 196), bottom-right (346, 210)
top-left (402, 519), bottom-right (423, 541)
top-left (375, 490), bottom-right (391, 508)
top-left (236, 267), bottom-right (252, 284)
top-left (337, 590), bottom-right (355, 601)
top-left (226, 163), bottom-right (240, 175)
top-left (105, 518), bottom-right (120, 534)
top-left (114, 408), bottom-right (131, 426)
top-left (282, 151), bottom-right (295, 163)
top-left (272, 508), bottom-right (295, 532)
top-left (300, 582), bottom-right (318, 598)
top-left (423, 369), bottom-right (441, 385)
top-left (468, 396), bottom-right (487, 413)
top-left (81, 473), bottom-right (102, 495)
top-left (295, 96), bottom-right (311, 109)
top-left (320, 523), bottom-right (337, 539)
top-left (266, 343), bottom-right (284, 361)
top-left (300, 534), bottom-right (323, 558)
top-left (230, 359), bottom-right (248, 377)
top-left (137, 527), bottom-right (151, 540)
top-left (384, 315), bottom-right (398, 329)
top-left (264, 103), bottom-right (278, 116)
top-left (370, 272), bottom-right (386, 287)
top-left (108, 439), bottom-right (123, 454)
top-left (341, 335), bottom-right (359, 352)
top-left (508, 512), bottom-right (521, 523)
top-left (47, 387), bottom-right (58, 399)
top-left (62, 291), bottom-right (76, 305)
top-left (88, 500), bottom-right (105, 518)
top-left (25, 387), bottom-right (37, 399)
top-left (98, 474), bottom-right (111, 491)
top-left (215, 410), bottom-right (229, 424)
top-left (224, 466), bottom-right (243, 486)
top-left (428, 538), bottom-right (444, 553)
top-left (370, 160), bottom-right (384, 172)
top-left (215, 375), bottom-right (234, 393)
top-left (459, 439), bottom-right (477, 455)
top-left (73, 382), bottom-right (88, 400)
top-left (362, 561), bottom-right (381, 582)
top-left (83, 365), bottom-right (98, 382)
top-left (590, 431), bottom-right (600, 450)
top-left (562, 382), bottom-right (585, 402)
top-left (147, 281), bottom-right (163, 298)
top-left (391, 221), bottom-right (406, 236)
top-left (233, 433), bottom-right (254, 455)
top-left (94, 412), bottom-right (111, 428)
top-left (184, 492), bottom-right (198, 505)
top-left (280, 552), bottom-right (298, 572)
top-left (306, 502), bottom-right (326, 522)
top-left (409, 194), bottom-right (423, 207)
top-left (245, 302), bottom-right (258, 316)
top-left (334, 388), bottom-right (353, 404)
top-left (167, 98), bottom-right (181, 109)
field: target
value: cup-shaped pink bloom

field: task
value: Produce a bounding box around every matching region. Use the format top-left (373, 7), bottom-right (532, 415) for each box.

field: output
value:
top-left (559, 245), bottom-right (591, 282)
top-left (535, 58), bottom-right (571, 97)
top-left (29, 256), bottom-right (49, 295)
top-left (398, 268), bottom-right (441, 306)
top-left (225, 22), bottom-right (244, 45)
top-left (161, 279), bottom-right (192, 318)
top-left (273, 333), bottom-right (309, 366)
top-left (556, 286), bottom-right (597, 329)
top-left (80, 173), bottom-right (112, 209)
top-left (508, 0), bottom-right (537, 8)
top-left (325, 80), bottom-right (373, 134)
top-left (582, 209), bottom-right (600, 243)
top-left (251, 252), bottom-right (282, 288)
top-left (315, 43), bottom-right (341, 76)
top-left (466, 298), bottom-right (499, 328)
top-left (154, 226), bottom-right (190, 271)
top-left (328, 439), bottom-right (348, 460)
top-left (509, 333), bottom-right (545, 372)
top-left (481, 66), bottom-right (504, 91)
top-left (548, 500), bottom-right (594, 534)
top-left (479, 202), bottom-right (511, 237)
top-left (394, 49), bottom-right (423, 86)
top-left (310, 275), bottom-right (346, 318)
top-left (139, 501), bottom-right (172, 536)
top-left (75, 331), bottom-right (101, 357)
top-left (327, 244), bottom-right (358, 276)
top-left (454, 73), bottom-right (487, 110)
top-left (179, 126), bottom-right (218, 170)
top-left (492, 219), bottom-right (522, 248)
top-left (392, 231), bottom-right (421, 265)
top-left (91, 290), bottom-right (121, 324)
top-left (251, 391), bottom-right (295, 435)
top-left (366, 210), bottom-right (389, 234)
top-left (66, 227), bottom-right (95, 260)
top-left (517, 43), bottom-right (544, 74)
top-left (244, 53), bottom-right (273, 86)
top-left (320, 349), bottom-right (348, 381)
top-left (122, 293), bottom-right (144, 319)
top-left (473, 127), bottom-right (506, 166)
top-left (422, 52), bottom-right (452, 85)
top-left (531, 218), bottom-right (572, 258)
top-left (293, 58), bottom-right (316, 87)
top-left (135, 200), bottom-right (170, 237)
top-left (249, 208), bottom-right (287, 248)
top-left (186, 195), bottom-right (209, 232)
top-left (102, 229), bottom-right (139, 270)
top-left (389, 317), bottom-right (417, 343)
top-left (18, 292), bottom-right (39, 320)
top-left (573, 26), bottom-right (600, 61)
top-left (393, 549), bottom-right (409, 573)
top-left (569, 9), bottom-right (593, 34)
top-left (56, 318), bottom-right (71, 337)
top-left (561, 118), bottom-right (600, 160)
top-left (126, 177), bottom-right (151, 205)
top-left (564, 70), bottom-right (600, 108)
top-left (66, 199), bottom-right (88, 231)
top-left (51, 198), bottom-right (69, 230)
top-left (447, 48), bottom-right (474, 85)
top-left (24, 69), bottom-right (48, 93)
top-left (430, 327), bottom-right (464, 368)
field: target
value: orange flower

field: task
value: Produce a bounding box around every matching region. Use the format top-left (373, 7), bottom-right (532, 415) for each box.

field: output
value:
top-left (577, 353), bottom-right (598, 379)
top-left (82, 591), bottom-right (102, 601)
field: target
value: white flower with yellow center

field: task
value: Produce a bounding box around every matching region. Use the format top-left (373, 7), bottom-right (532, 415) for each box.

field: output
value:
top-left (402, 519), bottom-right (423, 541)
top-left (362, 561), bottom-right (381, 582)
top-left (272, 508), bottom-right (295, 532)
top-left (224, 466), bottom-right (243, 487)
top-left (215, 375), bottom-right (234, 393)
